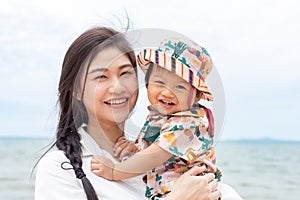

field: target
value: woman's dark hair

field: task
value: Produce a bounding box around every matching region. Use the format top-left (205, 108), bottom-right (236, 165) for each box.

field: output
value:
top-left (40, 27), bottom-right (137, 200)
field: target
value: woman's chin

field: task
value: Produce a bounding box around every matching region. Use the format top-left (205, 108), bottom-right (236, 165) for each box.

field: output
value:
top-left (109, 109), bottom-right (131, 124)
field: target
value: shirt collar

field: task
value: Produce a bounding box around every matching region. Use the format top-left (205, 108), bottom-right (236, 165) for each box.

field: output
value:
top-left (78, 125), bottom-right (117, 162)
top-left (147, 103), bottom-right (204, 118)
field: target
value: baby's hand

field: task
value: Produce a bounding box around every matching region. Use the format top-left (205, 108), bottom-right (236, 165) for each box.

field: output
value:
top-left (113, 136), bottom-right (138, 161)
top-left (91, 155), bottom-right (114, 180)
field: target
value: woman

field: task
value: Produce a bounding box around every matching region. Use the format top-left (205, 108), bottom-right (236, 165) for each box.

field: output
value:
top-left (35, 26), bottom-right (239, 200)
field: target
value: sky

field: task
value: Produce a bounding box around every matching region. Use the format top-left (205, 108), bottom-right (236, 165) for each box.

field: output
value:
top-left (0, 0), bottom-right (299, 141)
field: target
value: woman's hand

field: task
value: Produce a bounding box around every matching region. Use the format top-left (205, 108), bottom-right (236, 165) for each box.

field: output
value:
top-left (166, 165), bottom-right (221, 200)
top-left (113, 136), bottom-right (138, 161)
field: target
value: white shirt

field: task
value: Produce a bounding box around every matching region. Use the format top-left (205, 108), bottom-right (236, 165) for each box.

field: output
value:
top-left (35, 127), bottom-right (243, 200)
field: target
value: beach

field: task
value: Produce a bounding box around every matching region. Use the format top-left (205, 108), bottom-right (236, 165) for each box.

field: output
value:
top-left (1, 137), bottom-right (299, 200)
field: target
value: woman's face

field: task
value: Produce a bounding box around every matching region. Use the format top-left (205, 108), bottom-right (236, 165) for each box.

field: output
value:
top-left (81, 47), bottom-right (138, 128)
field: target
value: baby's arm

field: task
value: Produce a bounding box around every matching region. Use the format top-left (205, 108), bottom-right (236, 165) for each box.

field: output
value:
top-left (91, 155), bottom-right (114, 180)
top-left (113, 136), bottom-right (138, 161)
top-left (91, 143), bottom-right (172, 181)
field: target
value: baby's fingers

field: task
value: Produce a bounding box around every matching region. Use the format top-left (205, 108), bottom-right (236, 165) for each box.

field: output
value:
top-left (114, 137), bottom-right (127, 149)
top-left (91, 169), bottom-right (103, 176)
top-left (91, 162), bottom-right (102, 170)
top-left (113, 142), bottom-right (129, 157)
top-left (91, 157), bottom-right (100, 164)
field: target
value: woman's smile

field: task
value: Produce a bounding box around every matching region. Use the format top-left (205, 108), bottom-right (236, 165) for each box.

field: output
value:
top-left (104, 98), bottom-right (129, 107)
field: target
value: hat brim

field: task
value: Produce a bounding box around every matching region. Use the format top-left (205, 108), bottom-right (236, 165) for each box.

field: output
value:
top-left (137, 49), bottom-right (213, 101)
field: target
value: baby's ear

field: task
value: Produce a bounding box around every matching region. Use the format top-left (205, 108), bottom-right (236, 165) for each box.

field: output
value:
top-left (195, 91), bottom-right (203, 101)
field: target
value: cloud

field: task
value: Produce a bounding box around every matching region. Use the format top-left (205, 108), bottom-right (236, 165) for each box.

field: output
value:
top-left (1, 0), bottom-right (299, 140)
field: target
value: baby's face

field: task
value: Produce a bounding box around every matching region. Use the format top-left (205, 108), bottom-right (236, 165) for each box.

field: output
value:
top-left (147, 65), bottom-right (197, 115)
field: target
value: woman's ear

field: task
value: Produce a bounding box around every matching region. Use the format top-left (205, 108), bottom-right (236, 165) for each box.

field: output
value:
top-left (73, 90), bottom-right (82, 101)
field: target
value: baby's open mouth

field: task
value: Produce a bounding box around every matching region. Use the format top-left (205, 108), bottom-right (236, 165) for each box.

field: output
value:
top-left (159, 99), bottom-right (175, 105)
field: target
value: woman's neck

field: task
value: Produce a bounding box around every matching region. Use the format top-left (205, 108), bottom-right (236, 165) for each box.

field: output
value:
top-left (86, 122), bottom-right (124, 155)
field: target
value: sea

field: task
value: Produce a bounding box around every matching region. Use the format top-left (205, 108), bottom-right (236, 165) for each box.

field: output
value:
top-left (0, 137), bottom-right (299, 200)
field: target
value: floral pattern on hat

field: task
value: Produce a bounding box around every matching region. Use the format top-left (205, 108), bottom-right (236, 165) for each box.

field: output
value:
top-left (137, 37), bottom-right (213, 101)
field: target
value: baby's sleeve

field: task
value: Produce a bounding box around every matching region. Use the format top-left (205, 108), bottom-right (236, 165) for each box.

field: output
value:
top-left (155, 115), bottom-right (213, 162)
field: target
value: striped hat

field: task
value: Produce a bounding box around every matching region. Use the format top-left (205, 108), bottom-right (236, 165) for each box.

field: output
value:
top-left (137, 37), bottom-right (213, 101)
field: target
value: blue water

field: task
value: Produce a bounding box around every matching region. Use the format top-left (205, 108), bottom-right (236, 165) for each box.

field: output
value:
top-left (0, 138), bottom-right (299, 200)
top-left (215, 140), bottom-right (300, 200)
top-left (0, 137), bottom-right (51, 199)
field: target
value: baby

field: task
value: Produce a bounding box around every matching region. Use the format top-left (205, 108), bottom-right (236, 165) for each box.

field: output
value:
top-left (91, 37), bottom-right (221, 199)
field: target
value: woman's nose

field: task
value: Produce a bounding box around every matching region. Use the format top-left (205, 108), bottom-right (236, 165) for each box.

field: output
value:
top-left (108, 78), bottom-right (126, 94)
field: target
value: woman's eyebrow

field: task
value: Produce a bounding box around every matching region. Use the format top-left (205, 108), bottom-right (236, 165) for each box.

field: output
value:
top-left (151, 74), bottom-right (162, 79)
top-left (88, 64), bottom-right (133, 74)
top-left (118, 64), bottom-right (133, 70)
top-left (88, 67), bottom-right (107, 74)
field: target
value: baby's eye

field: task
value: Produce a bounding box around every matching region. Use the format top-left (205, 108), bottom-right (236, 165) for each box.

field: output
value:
top-left (155, 80), bottom-right (164, 85)
top-left (176, 85), bottom-right (187, 90)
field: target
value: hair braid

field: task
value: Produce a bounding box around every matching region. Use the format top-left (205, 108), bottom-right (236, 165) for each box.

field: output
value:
top-left (56, 87), bottom-right (98, 200)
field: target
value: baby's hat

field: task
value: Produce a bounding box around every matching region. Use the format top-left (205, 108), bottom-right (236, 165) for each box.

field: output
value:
top-left (137, 37), bottom-right (213, 101)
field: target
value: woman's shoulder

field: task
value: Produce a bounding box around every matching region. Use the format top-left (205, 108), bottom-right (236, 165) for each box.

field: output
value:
top-left (35, 151), bottom-right (86, 199)
top-left (39, 150), bottom-right (68, 163)
top-left (35, 150), bottom-right (78, 187)
top-left (37, 150), bottom-right (70, 173)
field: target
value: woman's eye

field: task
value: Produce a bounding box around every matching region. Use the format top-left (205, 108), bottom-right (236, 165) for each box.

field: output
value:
top-left (121, 71), bottom-right (133, 76)
top-left (95, 75), bottom-right (107, 79)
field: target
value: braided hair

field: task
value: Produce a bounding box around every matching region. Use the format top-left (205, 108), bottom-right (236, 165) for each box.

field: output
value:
top-left (51, 27), bottom-right (136, 200)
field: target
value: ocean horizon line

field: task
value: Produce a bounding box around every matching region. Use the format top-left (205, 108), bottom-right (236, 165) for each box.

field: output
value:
top-left (0, 135), bottom-right (300, 143)
top-left (220, 137), bottom-right (300, 143)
